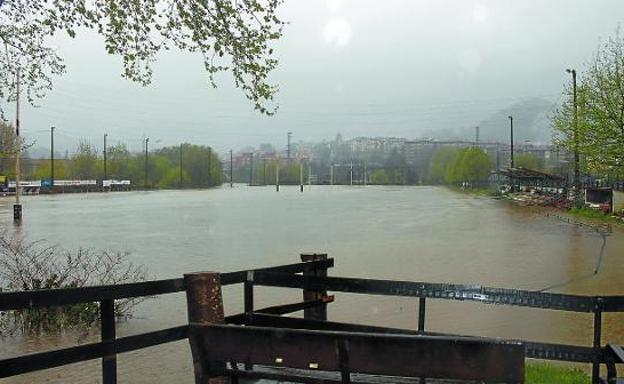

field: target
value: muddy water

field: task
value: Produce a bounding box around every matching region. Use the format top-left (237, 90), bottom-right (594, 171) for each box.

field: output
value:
top-left (1, 186), bottom-right (623, 382)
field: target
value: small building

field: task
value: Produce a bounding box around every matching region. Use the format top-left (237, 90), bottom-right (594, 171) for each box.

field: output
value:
top-left (585, 187), bottom-right (624, 214)
top-left (497, 167), bottom-right (566, 193)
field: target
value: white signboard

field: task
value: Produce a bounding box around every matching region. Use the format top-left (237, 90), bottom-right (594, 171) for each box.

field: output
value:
top-left (103, 180), bottom-right (131, 187)
top-left (54, 180), bottom-right (97, 186)
top-left (8, 181), bottom-right (41, 188)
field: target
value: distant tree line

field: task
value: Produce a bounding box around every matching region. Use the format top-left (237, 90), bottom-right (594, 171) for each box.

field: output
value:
top-left (0, 133), bottom-right (222, 189)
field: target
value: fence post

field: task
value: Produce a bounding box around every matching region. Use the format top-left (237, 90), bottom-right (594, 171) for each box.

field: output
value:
top-left (100, 299), bottom-right (116, 384)
top-left (184, 272), bottom-right (226, 384)
top-left (243, 271), bottom-right (254, 371)
top-left (244, 271), bottom-right (254, 321)
top-left (592, 297), bottom-right (603, 384)
top-left (300, 253), bottom-right (328, 321)
top-left (418, 297), bottom-right (426, 333)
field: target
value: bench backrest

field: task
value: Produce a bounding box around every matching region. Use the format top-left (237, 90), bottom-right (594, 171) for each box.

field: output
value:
top-left (190, 324), bottom-right (525, 383)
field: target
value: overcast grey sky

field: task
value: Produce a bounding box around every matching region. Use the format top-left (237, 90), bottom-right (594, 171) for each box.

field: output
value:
top-left (8, 0), bottom-right (624, 154)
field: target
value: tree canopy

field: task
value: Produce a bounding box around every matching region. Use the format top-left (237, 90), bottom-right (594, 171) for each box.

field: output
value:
top-left (552, 27), bottom-right (624, 174)
top-left (429, 146), bottom-right (492, 185)
top-left (0, 0), bottom-right (285, 114)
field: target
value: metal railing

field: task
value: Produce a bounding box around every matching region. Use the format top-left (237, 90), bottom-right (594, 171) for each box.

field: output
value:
top-left (2, 255), bottom-right (624, 383)
top-left (0, 258), bottom-right (334, 382)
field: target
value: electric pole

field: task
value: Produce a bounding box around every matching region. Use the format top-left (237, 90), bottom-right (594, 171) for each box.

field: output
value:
top-left (350, 160), bottom-right (353, 186)
top-left (508, 116), bottom-right (514, 168)
top-left (263, 157), bottom-right (267, 185)
top-left (287, 131), bottom-right (292, 160)
top-left (276, 158), bottom-right (280, 192)
top-left (14, 68), bottom-right (21, 222)
top-left (249, 153), bottom-right (253, 186)
top-left (207, 146), bottom-right (212, 187)
top-left (475, 126), bottom-right (480, 147)
top-left (567, 68), bottom-right (581, 205)
top-left (103, 133), bottom-right (107, 182)
top-left (51, 126), bottom-right (55, 185)
top-left (144, 138), bottom-right (149, 190)
top-left (179, 143), bottom-right (183, 188)
top-left (229, 149), bottom-right (233, 188)
top-left (299, 160), bottom-right (304, 192)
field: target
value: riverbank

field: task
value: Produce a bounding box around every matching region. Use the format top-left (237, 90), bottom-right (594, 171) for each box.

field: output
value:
top-left (510, 194), bottom-right (622, 227)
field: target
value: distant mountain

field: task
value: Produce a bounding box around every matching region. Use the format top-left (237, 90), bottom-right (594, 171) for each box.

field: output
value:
top-left (422, 97), bottom-right (557, 144)
top-left (469, 98), bottom-right (556, 144)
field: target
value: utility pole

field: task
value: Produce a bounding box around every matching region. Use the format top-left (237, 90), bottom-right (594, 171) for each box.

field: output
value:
top-left (508, 116), bottom-right (514, 168)
top-left (14, 68), bottom-right (21, 222)
top-left (299, 160), bottom-right (304, 192)
top-left (276, 158), bottom-right (280, 192)
top-left (330, 164), bottom-right (334, 185)
top-left (144, 138), bottom-right (149, 190)
top-left (475, 126), bottom-right (480, 147)
top-left (287, 131), bottom-right (292, 160)
top-left (103, 133), bottom-right (107, 182)
top-left (50, 126), bottom-right (55, 185)
top-left (229, 149), bottom-right (233, 188)
top-left (263, 157), bottom-right (267, 185)
top-left (567, 68), bottom-right (581, 205)
top-left (207, 147), bottom-right (212, 187)
top-left (308, 161), bottom-right (311, 186)
top-left (179, 143), bottom-right (183, 188)
top-left (508, 116), bottom-right (515, 193)
top-left (249, 153), bottom-right (253, 186)
top-left (350, 161), bottom-right (353, 186)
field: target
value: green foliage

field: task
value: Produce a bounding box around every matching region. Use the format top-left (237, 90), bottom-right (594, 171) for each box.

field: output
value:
top-left (0, 0), bottom-right (285, 115)
top-left (69, 141), bottom-right (99, 179)
top-left (370, 169), bottom-right (390, 185)
top-left (28, 141), bottom-right (222, 188)
top-left (430, 147), bottom-right (492, 185)
top-left (244, 159), bottom-right (303, 185)
top-left (429, 147), bottom-right (458, 184)
top-left (515, 154), bottom-right (544, 170)
top-left (552, 26), bottom-right (624, 174)
top-left (525, 363), bottom-right (589, 384)
top-left (28, 160), bottom-right (69, 180)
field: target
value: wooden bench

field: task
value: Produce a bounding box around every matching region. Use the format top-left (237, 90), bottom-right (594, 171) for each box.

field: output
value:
top-left (188, 323), bottom-right (525, 383)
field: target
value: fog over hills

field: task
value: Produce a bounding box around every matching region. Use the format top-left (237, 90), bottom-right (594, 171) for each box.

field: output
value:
top-left (423, 97), bottom-right (557, 144)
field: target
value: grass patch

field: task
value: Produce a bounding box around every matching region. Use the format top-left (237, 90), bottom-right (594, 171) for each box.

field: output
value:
top-left (569, 206), bottom-right (622, 225)
top-left (526, 362), bottom-right (589, 384)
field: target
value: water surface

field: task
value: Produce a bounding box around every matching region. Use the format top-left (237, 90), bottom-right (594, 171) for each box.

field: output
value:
top-left (1, 186), bottom-right (623, 382)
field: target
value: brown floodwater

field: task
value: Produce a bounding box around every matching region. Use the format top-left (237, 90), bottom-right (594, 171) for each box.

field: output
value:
top-left (1, 186), bottom-right (623, 382)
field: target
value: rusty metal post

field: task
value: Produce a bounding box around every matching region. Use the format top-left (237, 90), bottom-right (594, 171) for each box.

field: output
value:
top-left (184, 272), bottom-right (226, 384)
top-left (300, 253), bottom-right (328, 321)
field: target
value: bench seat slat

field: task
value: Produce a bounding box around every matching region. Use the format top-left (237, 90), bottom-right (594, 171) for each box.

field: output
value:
top-left (191, 324), bottom-right (525, 383)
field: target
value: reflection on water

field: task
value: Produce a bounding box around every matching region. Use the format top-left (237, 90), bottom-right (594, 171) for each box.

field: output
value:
top-left (1, 186), bottom-right (623, 382)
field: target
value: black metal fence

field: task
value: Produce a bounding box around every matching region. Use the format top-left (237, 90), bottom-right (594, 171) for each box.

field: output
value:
top-left (0, 258), bottom-right (334, 382)
top-left (1, 255), bottom-right (623, 383)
